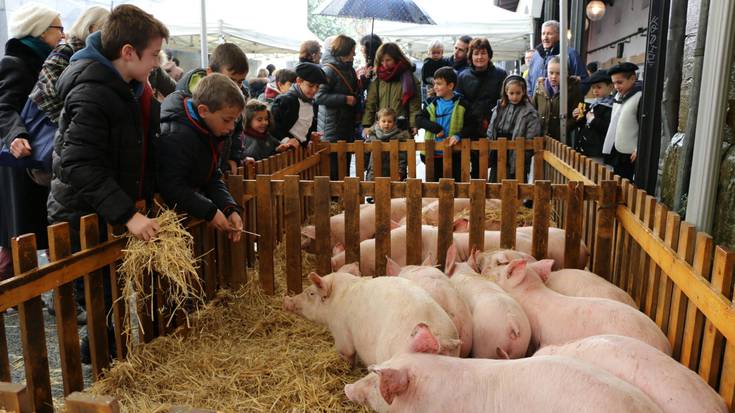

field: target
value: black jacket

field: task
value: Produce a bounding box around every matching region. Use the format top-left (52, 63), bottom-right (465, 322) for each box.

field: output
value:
top-left (574, 96), bottom-right (613, 157)
top-left (48, 32), bottom-right (158, 227)
top-left (175, 68), bottom-right (244, 170)
top-left (271, 84), bottom-right (317, 144)
top-left (0, 38), bottom-right (43, 146)
top-left (242, 131), bottom-right (282, 161)
top-left (420, 57), bottom-right (450, 86)
top-left (315, 54), bottom-right (359, 142)
top-left (456, 64), bottom-right (507, 138)
top-left (157, 91), bottom-right (238, 221)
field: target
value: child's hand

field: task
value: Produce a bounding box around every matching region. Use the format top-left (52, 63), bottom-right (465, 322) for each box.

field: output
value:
top-left (210, 210), bottom-right (233, 234)
top-left (572, 108), bottom-right (581, 118)
top-left (286, 138), bottom-right (301, 148)
top-left (227, 211), bottom-right (243, 242)
top-left (436, 131), bottom-right (445, 139)
top-left (363, 127), bottom-right (372, 138)
top-left (448, 136), bottom-right (460, 146)
top-left (276, 143), bottom-right (291, 152)
top-left (345, 96), bottom-right (357, 106)
top-left (310, 131), bottom-right (323, 142)
top-left (410, 127), bottom-right (418, 136)
top-left (630, 150), bottom-right (637, 162)
top-left (126, 212), bottom-right (160, 241)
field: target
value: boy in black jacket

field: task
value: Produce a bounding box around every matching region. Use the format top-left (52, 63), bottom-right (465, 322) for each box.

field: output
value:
top-left (573, 70), bottom-right (614, 164)
top-left (271, 62), bottom-right (327, 148)
top-left (157, 74), bottom-right (245, 242)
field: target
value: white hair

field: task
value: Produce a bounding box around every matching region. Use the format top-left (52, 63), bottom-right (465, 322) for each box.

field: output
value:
top-left (542, 20), bottom-right (560, 34)
top-left (68, 6), bottom-right (109, 42)
top-left (427, 39), bottom-right (444, 51)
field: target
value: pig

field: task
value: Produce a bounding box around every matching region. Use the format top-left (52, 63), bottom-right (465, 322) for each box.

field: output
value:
top-left (534, 335), bottom-right (728, 413)
top-left (444, 245), bottom-right (530, 359)
top-left (385, 256), bottom-right (473, 357)
top-left (301, 198), bottom-right (434, 252)
top-left (282, 270), bottom-right (460, 367)
top-left (494, 259), bottom-right (671, 354)
top-left (403, 198), bottom-right (502, 227)
top-left (477, 249), bottom-right (636, 308)
top-left (344, 353), bottom-right (662, 413)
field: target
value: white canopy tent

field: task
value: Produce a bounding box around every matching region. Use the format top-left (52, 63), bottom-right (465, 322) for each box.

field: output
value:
top-left (372, 0), bottom-right (533, 61)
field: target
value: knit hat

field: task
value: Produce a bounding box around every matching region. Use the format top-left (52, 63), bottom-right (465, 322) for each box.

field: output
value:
top-left (10, 3), bottom-right (60, 39)
top-left (295, 62), bottom-right (327, 84)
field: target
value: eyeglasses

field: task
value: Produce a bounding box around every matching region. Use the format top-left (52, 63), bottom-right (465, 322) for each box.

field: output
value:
top-left (48, 25), bottom-right (64, 33)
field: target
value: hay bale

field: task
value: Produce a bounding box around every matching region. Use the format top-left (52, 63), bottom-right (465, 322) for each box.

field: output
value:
top-left (88, 243), bottom-right (369, 413)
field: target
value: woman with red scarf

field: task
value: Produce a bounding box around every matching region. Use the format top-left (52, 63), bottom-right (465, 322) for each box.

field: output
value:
top-left (361, 42), bottom-right (420, 179)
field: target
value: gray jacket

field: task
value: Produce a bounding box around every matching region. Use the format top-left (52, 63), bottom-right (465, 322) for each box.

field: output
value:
top-left (487, 99), bottom-right (541, 140)
top-left (315, 54), bottom-right (358, 142)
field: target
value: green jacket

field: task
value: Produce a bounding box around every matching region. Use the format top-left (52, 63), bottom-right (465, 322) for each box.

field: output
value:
top-left (415, 94), bottom-right (473, 155)
top-left (531, 76), bottom-right (582, 140)
top-left (362, 75), bottom-right (421, 128)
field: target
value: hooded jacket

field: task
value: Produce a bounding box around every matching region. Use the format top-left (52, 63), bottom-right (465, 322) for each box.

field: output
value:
top-left (156, 91), bottom-right (238, 221)
top-left (48, 31), bottom-right (159, 227)
top-left (531, 76), bottom-right (583, 140)
top-left (527, 43), bottom-right (588, 96)
top-left (315, 53), bottom-right (359, 142)
top-left (455, 63), bottom-right (507, 138)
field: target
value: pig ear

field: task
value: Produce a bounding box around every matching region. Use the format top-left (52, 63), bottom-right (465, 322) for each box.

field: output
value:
top-left (371, 367), bottom-right (410, 405)
top-left (308, 272), bottom-right (331, 298)
top-left (445, 244), bottom-right (457, 276)
top-left (339, 262), bottom-right (361, 277)
top-left (385, 256), bottom-right (402, 276)
top-left (301, 226), bottom-right (316, 240)
top-left (390, 220), bottom-right (401, 230)
top-left (409, 322), bottom-right (440, 354)
top-left (420, 253), bottom-right (435, 267)
top-left (332, 242), bottom-right (345, 256)
top-left (452, 218), bottom-right (470, 232)
top-left (505, 259), bottom-right (527, 281)
top-left (529, 259), bottom-right (555, 282)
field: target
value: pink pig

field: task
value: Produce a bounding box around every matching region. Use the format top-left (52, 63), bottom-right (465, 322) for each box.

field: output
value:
top-left (344, 353), bottom-right (662, 413)
top-left (444, 245), bottom-right (530, 359)
top-left (384, 256), bottom-right (473, 357)
top-left (535, 335), bottom-right (727, 413)
top-left (477, 250), bottom-right (636, 307)
top-left (282, 269), bottom-right (460, 367)
top-left (494, 259), bottom-right (671, 354)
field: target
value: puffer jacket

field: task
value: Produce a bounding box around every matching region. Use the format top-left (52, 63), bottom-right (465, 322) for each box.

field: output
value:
top-left (315, 54), bottom-right (359, 142)
top-left (531, 76), bottom-right (583, 140)
top-left (48, 32), bottom-right (159, 226)
top-left (455, 64), bottom-right (507, 138)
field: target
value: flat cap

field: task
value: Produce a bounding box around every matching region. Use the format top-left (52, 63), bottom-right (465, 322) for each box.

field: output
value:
top-left (584, 69), bottom-right (612, 85)
top-left (607, 62), bottom-right (639, 76)
top-left (295, 62), bottom-right (327, 84)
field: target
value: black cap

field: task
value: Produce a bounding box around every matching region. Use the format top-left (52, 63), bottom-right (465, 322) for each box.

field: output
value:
top-left (607, 62), bottom-right (639, 76)
top-left (584, 69), bottom-right (612, 85)
top-left (295, 62), bottom-right (327, 84)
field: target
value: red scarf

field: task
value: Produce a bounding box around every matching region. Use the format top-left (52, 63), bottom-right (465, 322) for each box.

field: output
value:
top-left (245, 127), bottom-right (269, 140)
top-left (377, 60), bottom-right (415, 106)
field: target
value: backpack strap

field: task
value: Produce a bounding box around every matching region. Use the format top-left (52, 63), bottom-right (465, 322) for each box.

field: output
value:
top-left (324, 63), bottom-right (355, 95)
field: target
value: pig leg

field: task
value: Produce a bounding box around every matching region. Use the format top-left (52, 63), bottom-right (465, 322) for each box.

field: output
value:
top-left (334, 331), bottom-right (357, 368)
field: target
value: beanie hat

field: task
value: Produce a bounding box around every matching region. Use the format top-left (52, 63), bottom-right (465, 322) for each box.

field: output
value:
top-left (10, 3), bottom-right (60, 39)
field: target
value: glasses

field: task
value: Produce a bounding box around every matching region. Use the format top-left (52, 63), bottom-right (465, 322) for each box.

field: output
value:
top-left (48, 25), bottom-right (64, 33)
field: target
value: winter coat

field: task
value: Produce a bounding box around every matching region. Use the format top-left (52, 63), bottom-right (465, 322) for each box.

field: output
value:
top-left (455, 64), bottom-right (507, 139)
top-left (315, 54), bottom-right (359, 142)
top-left (416, 93), bottom-right (474, 157)
top-left (487, 99), bottom-right (542, 140)
top-left (48, 32), bottom-right (159, 227)
top-left (531, 76), bottom-right (583, 140)
top-left (447, 56), bottom-right (470, 74)
top-left (527, 44), bottom-right (588, 96)
top-left (157, 91), bottom-right (239, 221)
top-left (361, 71), bottom-right (421, 129)
top-left (421, 57), bottom-right (450, 87)
top-left (175, 68), bottom-right (244, 171)
top-left (249, 78), bottom-right (268, 99)
top-left (242, 130), bottom-right (282, 161)
top-left (28, 37), bottom-right (85, 123)
top-left (271, 84), bottom-right (317, 144)
top-left (574, 96), bottom-right (613, 157)
top-left (365, 126), bottom-right (411, 180)
top-left (0, 38), bottom-right (48, 248)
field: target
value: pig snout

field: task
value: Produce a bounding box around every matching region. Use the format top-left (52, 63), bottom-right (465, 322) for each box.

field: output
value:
top-left (283, 296), bottom-right (297, 313)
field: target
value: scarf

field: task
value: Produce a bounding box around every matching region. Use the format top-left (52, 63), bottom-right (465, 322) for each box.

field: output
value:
top-left (373, 125), bottom-right (403, 141)
top-left (377, 60), bottom-right (415, 106)
top-left (544, 77), bottom-right (559, 97)
top-left (246, 127), bottom-right (269, 140)
top-left (19, 36), bottom-right (53, 59)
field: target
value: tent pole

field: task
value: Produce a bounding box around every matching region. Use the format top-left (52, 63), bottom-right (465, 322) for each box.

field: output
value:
top-left (200, 0), bottom-right (208, 67)
top-left (559, 0), bottom-right (568, 145)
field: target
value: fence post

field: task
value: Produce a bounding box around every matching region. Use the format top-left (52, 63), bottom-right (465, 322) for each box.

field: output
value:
top-left (0, 382), bottom-right (32, 413)
top-left (592, 180), bottom-right (617, 279)
top-left (319, 144), bottom-right (330, 177)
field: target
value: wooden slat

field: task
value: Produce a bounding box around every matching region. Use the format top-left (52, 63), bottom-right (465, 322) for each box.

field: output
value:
top-left (374, 178), bottom-right (392, 276)
top-left (337, 140), bottom-right (347, 180)
top-left (442, 143), bottom-right (453, 180)
top-left (644, 203), bottom-right (668, 318)
top-left (106, 225), bottom-right (128, 361)
top-left (563, 181), bottom-right (584, 268)
top-left (542, 151), bottom-right (595, 185)
top-left (531, 181), bottom-right (551, 260)
top-left (636, 195), bottom-right (656, 308)
top-left (314, 177), bottom-right (332, 275)
top-left (461, 138), bottom-right (471, 182)
top-left (497, 139), bottom-right (507, 181)
top-left (500, 180), bottom-right (518, 249)
top-left (514, 138), bottom-right (525, 182)
top-left (79, 215), bottom-right (110, 378)
top-left (680, 233), bottom-right (715, 370)
top-left (227, 174), bottom-right (246, 288)
top-left (619, 184), bottom-right (637, 296)
top-left (667, 222), bottom-right (700, 357)
top-left (478, 139), bottom-right (489, 181)
top-left (406, 140), bottom-right (417, 179)
top-left (256, 175), bottom-right (275, 294)
top-left (699, 247), bottom-right (735, 386)
top-left (469, 180), bottom-right (486, 252)
top-left (592, 180), bottom-right (616, 279)
top-left (343, 177), bottom-right (361, 267)
top-left (655, 212), bottom-right (683, 332)
top-left (284, 176), bottom-right (303, 294)
top-left (425, 140), bottom-right (435, 182)
top-left (628, 191), bottom-right (648, 306)
top-left (533, 137), bottom-right (544, 181)
top-left (405, 179), bottom-right (423, 266)
top-left (355, 140), bottom-right (365, 180)
top-left (47, 223), bottom-right (83, 395)
top-left (437, 179), bottom-right (454, 270)
top-left (389, 139), bottom-right (400, 181)
top-left (0, 382), bottom-right (32, 413)
top-left (372, 141), bottom-right (383, 178)
top-left (65, 392), bottom-right (120, 413)
top-left (12, 235), bottom-right (52, 413)
top-left (721, 340), bottom-right (735, 411)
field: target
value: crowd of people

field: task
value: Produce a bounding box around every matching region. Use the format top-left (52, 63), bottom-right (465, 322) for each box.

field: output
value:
top-left (0, 4), bottom-right (644, 361)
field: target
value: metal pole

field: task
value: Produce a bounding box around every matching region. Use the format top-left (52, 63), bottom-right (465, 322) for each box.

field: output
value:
top-left (199, 0), bottom-right (208, 67)
top-left (685, 0), bottom-right (735, 232)
top-left (559, 0), bottom-right (568, 145)
top-left (635, 0), bottom-right (671, 194)
top-left (0, 0), bottom-right (7, 57)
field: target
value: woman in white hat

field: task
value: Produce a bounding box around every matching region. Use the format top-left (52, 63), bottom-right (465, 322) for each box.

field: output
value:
top-left (0, 3), bottom-right (63, 279)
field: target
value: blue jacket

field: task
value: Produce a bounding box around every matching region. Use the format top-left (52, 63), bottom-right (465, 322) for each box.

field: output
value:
top-left (527, 43), bottom-right (588, 96)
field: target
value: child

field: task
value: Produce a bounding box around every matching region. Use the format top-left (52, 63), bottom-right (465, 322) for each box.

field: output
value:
top-left (176, 43), bottom-right (250, 175)
top-left (366, 108), bottom-right (411, 180)
top-left (416, 67), bottom-right (472, 181)
top-left (532, 55), bottom-right (583, 141)
top-left (487, 75), bottom-right (541, 181)
top-left (573, 70), bottom-right (614, 164)
top-left (602, 62), bottom-right (642, 180)
top-left (420, 40), bottom-right (448, 102)
top-left (157, 73), bottom-right (244, 242)
top-left (242, 100), bottom-right (290, 162)
top-left (258, 68), bottom-right (296, 107)
top-left (271, 62), bottom-right (327, 148)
